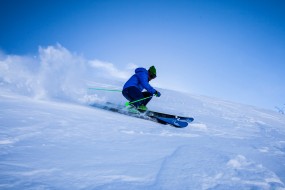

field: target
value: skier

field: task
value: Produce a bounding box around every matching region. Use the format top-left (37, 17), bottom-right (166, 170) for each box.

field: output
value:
top-left (122, 66), bottom-right (161, 111)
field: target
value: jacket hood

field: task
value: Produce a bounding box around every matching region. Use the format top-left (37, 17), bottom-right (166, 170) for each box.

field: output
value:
top-left (135, 67), bottom-right (148, 74)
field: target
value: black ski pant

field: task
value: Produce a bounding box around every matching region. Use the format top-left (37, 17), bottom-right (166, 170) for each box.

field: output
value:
top-left (122, 86), bottom-right (152, 107)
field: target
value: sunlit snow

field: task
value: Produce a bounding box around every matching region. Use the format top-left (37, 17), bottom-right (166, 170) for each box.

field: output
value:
top-left (1, 45), bottom-right (285, 189)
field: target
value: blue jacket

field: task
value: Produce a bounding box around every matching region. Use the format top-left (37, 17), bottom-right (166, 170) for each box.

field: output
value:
top-left (123, 67), bottom-right (156, 94)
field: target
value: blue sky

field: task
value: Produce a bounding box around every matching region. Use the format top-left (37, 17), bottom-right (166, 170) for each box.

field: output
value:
top-left (0, 0), bottom-right (285, 110)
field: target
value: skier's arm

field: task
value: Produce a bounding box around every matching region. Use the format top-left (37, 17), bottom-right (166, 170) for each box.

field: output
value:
top-left (139, 74), bottom-right (156, 94)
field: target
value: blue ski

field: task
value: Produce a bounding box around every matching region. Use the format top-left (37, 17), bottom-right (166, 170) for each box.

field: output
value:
top-left (155, 116), bottom-right (188, 128)
top-left (146, 110), bottom-right (194, 123)
top-left (90, 102), bottom-right (193, 128)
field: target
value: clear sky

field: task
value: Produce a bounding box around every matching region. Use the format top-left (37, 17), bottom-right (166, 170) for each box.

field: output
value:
top-left (0, 0), bottom-right (285, 110)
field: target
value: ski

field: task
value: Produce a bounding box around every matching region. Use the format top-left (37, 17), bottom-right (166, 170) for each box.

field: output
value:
top-left (146, 110), bottom-right (194, 123)
top-left (155, 116), bottom-right (188, 128)
top-left (90, 102), bottom-right (194, 128)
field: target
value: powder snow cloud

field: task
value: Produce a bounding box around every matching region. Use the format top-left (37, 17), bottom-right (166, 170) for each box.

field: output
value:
top-left (0, 44), bottom-right (136, 102)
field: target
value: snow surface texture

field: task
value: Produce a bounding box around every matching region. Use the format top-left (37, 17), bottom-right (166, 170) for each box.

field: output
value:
top-left (1, 45), bottom-right (285, 189)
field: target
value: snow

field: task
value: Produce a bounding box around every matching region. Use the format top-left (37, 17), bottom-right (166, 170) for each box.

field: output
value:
top-left (1, 45), bottom-right (285, 189)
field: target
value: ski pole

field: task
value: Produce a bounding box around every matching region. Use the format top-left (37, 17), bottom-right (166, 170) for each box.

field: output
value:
top-left (125, 96), bottom-right (153, 106)
top-left (88, 88), bottom-right (122, 92)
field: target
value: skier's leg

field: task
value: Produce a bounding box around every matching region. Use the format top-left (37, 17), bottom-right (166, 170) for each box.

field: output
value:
top-left (142, 91), bottom-right (152, 106)
top-left (122, 88), bottom-right (132, 101)
top-left (122, 86), bottom-right (144, 107)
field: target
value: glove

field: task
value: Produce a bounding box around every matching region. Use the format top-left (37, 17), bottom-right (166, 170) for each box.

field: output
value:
top-left (155, 91), bottom-right (161, 97)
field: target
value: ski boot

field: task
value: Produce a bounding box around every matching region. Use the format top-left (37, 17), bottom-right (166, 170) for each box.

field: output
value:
top-left (137, 105), bottom-right (148, 112)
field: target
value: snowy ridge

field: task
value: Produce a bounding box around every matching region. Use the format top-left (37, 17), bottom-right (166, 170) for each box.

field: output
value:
top-left (1, 46), bottom-right (285, 189)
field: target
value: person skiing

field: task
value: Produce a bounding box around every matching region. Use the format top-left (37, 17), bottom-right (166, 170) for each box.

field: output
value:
top-left (122, 66), bottom-right (161, 111)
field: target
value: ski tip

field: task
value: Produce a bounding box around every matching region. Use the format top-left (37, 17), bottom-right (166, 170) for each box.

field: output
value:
top-left (156, 116), bottom-right (188, 128)
top-left (177, 123), bottom-right (188, 128)
top-left (188, 118), bottom-right (194, 122)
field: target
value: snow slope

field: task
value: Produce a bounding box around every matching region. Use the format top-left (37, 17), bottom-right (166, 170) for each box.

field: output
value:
top-left (1, 45), bottom-right (285, 189)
